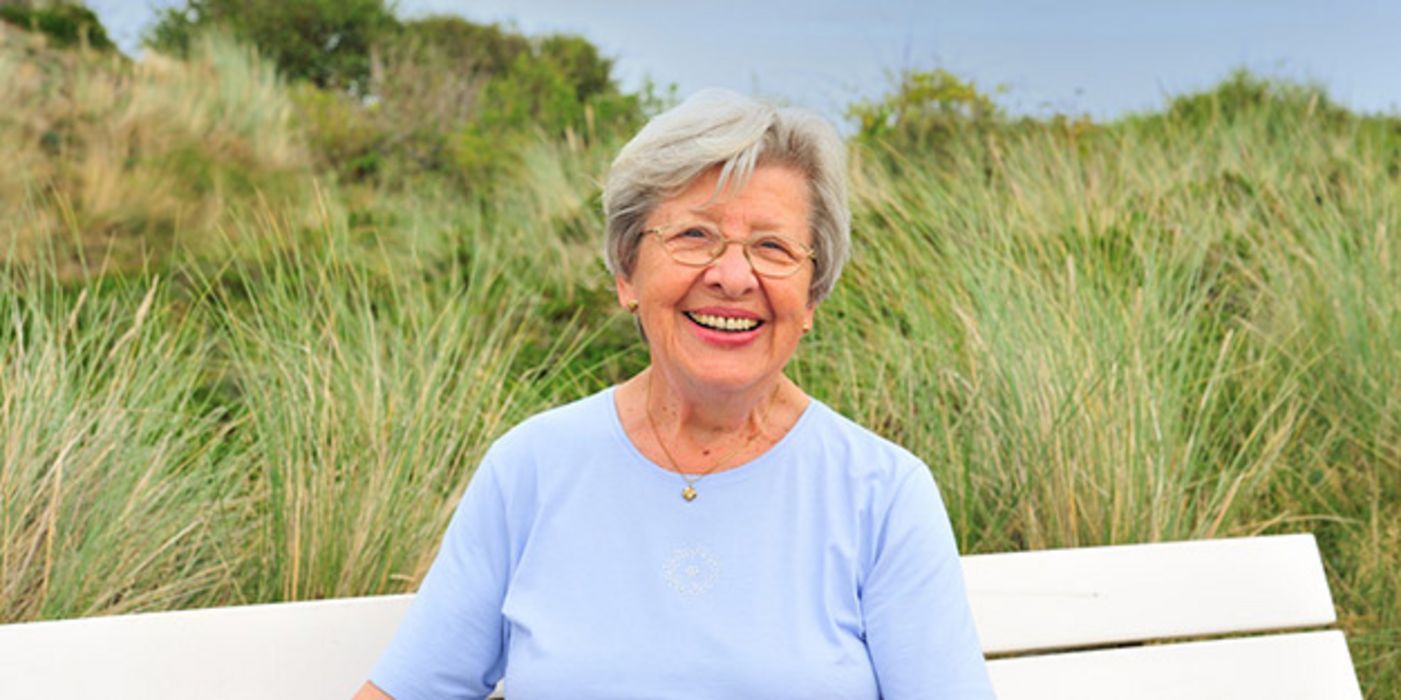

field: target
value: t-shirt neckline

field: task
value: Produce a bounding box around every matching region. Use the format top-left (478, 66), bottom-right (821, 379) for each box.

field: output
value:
top-left (604, 384), bottom-right (822, 489)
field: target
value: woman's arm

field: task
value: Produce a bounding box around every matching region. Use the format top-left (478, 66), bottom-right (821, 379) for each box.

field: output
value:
top-left (863, 466), bottom-right (995, 699)
top-left (364, 455), bottom-right (514, 699)
top-left (352, 681), bottom-right (393, 699)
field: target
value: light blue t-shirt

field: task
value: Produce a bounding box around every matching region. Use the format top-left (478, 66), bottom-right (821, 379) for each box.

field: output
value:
top-left (371, 388), bottom-right (994, 699)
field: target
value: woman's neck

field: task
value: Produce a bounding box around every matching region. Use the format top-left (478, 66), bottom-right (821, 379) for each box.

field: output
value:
top-left (645, 367), bottom-right (782, 446)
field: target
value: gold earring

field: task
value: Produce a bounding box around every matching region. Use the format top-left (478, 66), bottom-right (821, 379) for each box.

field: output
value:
top-left (626, 299), bottom-right (639, 313)
top-left (802, 322), bottom-right (812, 334)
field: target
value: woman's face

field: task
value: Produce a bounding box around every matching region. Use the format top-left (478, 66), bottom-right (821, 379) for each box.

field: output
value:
top-left (616, 164), bottom-right (816, 395)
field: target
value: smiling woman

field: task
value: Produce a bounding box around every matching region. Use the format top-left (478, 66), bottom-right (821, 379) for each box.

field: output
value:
top-left (620, 165), bottom-right (815, 398)
top-left (357, 89), bottom-right (994, 699)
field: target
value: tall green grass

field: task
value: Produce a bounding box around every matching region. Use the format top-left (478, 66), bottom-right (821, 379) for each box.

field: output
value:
top-left (0, 270), bottom-right (242, 621)
top-left (790, 95), bottom-right (1400, 689)
top-left (207, 187), bottom-right (601, 602)
top-left (1, 34), bottom-right (1396, 695)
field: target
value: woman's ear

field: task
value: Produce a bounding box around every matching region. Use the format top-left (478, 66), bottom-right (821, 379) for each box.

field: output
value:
top-left (616, 273), bottom-right (648, 341)
top-left (615, 274), bottom-right (637, 312)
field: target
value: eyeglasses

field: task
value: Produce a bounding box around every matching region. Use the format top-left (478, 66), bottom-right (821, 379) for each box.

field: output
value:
top-left (642, 222), bottom-right (816, 279)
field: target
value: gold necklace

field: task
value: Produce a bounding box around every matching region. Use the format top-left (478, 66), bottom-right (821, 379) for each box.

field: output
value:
top-left (644, 372), bottom-right (773, 502)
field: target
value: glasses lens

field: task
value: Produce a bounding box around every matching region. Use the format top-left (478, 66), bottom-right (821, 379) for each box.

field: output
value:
top-left (661, 225), bottom-right (722, 265)
top-left (747, 234), bottom-right (804, 276)
top-left (656, 224), bottom-right (810, 277)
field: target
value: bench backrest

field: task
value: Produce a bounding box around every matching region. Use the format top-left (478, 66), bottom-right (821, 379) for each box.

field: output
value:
top-left (967, 533), bottom-right (1362, 699)
top-left (0, 534), bottom-right (1363, 698)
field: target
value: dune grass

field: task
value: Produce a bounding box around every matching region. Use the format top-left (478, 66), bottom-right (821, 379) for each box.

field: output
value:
top-left (791, 100), bottom-right (1401, 689)
top-left (0, 269), bottom-right (243, 622)
top-left (0, 25), bottom-right (312, 278)
top-left (1, 34), bottom-right (1396, 694)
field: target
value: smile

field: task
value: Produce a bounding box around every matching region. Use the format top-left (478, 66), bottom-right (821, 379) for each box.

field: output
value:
top-left (685, 311), bottom-right (763, 333)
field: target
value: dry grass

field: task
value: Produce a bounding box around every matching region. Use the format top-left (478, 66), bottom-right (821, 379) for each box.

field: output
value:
top-left (0, 26), bottom-right (311, 277)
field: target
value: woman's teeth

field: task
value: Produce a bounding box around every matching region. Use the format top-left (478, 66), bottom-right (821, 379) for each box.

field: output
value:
top-left (687, 312), bottom-right (761, 332)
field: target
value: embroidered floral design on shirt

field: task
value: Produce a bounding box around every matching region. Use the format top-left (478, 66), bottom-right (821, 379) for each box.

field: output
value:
top-left (663, 545), bottom-right (720, 595)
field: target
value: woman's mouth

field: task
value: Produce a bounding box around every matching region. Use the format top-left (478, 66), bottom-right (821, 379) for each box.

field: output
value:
top-left (684, 311), bottom-right (763, 333)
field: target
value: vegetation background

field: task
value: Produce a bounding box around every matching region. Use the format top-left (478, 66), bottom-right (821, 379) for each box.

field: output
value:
top-left (2, 0), bottom-right (1397, 694)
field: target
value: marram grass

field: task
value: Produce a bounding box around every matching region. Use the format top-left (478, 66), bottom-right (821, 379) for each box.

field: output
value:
top-left (0, 271), bottom-right (243, 621)
top-left (1, 43), bottom-right (1397, 694)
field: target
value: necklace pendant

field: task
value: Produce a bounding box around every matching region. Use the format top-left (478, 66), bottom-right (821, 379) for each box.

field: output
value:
top-left (682, 485), bottom-right (698, 502)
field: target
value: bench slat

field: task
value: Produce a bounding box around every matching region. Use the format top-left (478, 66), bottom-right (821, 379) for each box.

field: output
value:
top-left (962, 533), bottom-right (1337, 654)
top-left (987, 630), bottom-right (1363, 700)
top-left (0, 595), bottom-right (414, 699)
top-left (0, 535), bottom-right (1354, 697)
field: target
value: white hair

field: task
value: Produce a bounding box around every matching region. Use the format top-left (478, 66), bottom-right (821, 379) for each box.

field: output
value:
top-left (603, 89), bottom-right (851, 303)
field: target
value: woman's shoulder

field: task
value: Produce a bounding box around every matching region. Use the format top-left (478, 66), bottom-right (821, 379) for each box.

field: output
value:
top-left (461, 388), bottom-right (624, 510)
top-left (796, 398), bottom-right (932, 486)
top-left (487, 387), bottom-right (616, 456)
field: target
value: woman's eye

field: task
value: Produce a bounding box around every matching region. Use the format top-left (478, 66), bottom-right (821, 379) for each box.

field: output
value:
top-left (755, 237), bottom-right (798, 258)
top-left (666, 227), bottom-right (716, 250)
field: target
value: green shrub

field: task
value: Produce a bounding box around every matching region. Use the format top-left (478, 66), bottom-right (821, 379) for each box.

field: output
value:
top-left (146, 0), bottom-right (397, 90)
top-left (394, 15), bottom-right (528, 76)
top-left (848, 68), bottom-right (1002, 148)
top-left (1163, 69), bottom-right (1349, 129)
top-left (289, 82), bottom-right (384, 179)
top-left (0, 1), bottom-right (114, 51)
top-left (284, 14), bottom-right (642, 190)
top-left (538, 34), bottom-right (615, 103)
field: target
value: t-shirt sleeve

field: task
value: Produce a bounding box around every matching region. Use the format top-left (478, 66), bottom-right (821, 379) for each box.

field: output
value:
top-left (370, 455), bottom-right (513, 700)
top-left (862, 465), bottom-right (995, 699)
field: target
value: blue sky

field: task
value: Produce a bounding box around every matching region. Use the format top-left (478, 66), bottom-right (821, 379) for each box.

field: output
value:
top-left (88, 0), bottom-right (1401, 125)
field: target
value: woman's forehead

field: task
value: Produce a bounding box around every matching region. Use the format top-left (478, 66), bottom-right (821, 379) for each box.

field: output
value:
top-left (651, 202), bottom-right (806, 238)
top-left (670, 166), bottom-right (808, 211)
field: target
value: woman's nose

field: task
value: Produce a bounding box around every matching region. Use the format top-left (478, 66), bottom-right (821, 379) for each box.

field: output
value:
top-left (705, 239), bottom-right (758, 296)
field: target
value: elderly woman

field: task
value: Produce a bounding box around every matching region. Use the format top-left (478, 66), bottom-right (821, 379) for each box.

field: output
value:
top-left (358, 89), bottom-right (993, 699)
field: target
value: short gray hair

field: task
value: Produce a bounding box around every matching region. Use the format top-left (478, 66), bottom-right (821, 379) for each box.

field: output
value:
top-left (603, 89), bottom-right (851, 304)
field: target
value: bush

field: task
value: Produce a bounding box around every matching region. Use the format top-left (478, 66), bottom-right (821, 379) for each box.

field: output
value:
top-left (285, 14), bottom-right (643, 190)
top-left (145, 0), bottom-right (397, 90)
top-left (1156, 69), bottom-right (1353, 138)
top-left (289, 83), bottom-right (384, 179)
top-left (393, 15), bottom-right (527, 76)
top-left (847, 68), bottom-right (1002, 148)
top-left (0, 1), bottom-right (114, 51)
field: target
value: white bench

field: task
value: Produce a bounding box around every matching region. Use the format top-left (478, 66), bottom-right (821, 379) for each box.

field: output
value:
top-left (0, 533), bottom-right (1363, 699)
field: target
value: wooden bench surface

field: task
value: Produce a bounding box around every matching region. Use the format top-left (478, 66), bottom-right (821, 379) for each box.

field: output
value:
top-left (0, 534), bottom-right (1363, 698)
top-left (0, 595), bottom-right (410, 698)
top-left (962, 533), bottom-right (1340, 653)
top-left (987, 630), bottom-right (1359, 700)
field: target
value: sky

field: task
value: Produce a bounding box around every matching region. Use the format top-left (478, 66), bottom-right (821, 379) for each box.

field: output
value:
top-left (88, 0), bottom-right (1401, 126)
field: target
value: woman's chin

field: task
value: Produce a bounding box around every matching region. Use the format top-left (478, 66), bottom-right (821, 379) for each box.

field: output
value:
top-left (657, 322), bottom-right (806, 393)
top-left (664, 357), bottom-right (784, 396)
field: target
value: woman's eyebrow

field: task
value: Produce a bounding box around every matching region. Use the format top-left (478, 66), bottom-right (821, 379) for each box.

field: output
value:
top-left (683, 206), bottom-right (794, 231)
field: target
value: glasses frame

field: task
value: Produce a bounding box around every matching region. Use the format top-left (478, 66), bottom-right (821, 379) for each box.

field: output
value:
top-left (641, 222), bottom-right (817, 279)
